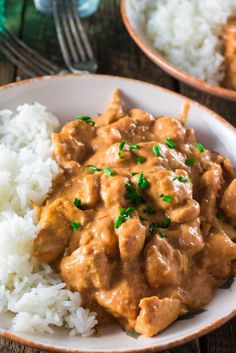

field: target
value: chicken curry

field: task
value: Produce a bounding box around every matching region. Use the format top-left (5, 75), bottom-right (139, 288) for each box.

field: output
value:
top-left (34, 91), bottom-right (236, 337)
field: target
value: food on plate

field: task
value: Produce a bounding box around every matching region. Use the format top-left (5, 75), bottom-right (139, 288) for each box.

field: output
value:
top-left (132, 0), bottom-right (236, 87)
top-left (33, 90), bottom-right (236, 337)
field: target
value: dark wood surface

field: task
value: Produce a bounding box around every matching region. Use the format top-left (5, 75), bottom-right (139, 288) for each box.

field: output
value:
top-left (0, 1), bottom-right (235, 352)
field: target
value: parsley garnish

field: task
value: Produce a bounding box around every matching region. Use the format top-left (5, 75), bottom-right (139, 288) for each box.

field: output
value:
top-left (160, 232), bottom-right (168, 239)
top-left (129, 143), bottom-right (141, 150)
top-left (148, 217), bottom-right (171, 235)
top-left (87, 165), bottom-right (102, 172)
top-left (74, 198), bottom-right (83, 209)
top-left (159, 194), bottom-right (173, 203)
top-left (196, 143), bottom-right (205, 153)
top-left (143, 207), bottom-right (156, 215)
top-left (119, 140), bottom-right (126, 150)
top-left (166, 138), bottom-right (175, 149)
top-left (153, 145), bottom-right (161, 156)
top-left (70, 221), bottom-right (81, 231)
top-left (76, 115), bottom-right (95, 126)
top-left (137, 173), bottom-right (150, 189)
top-left (173, 175), bottom-right (188, 183)
top-left (104, 167), bottom-right (116, 176)
top-left (115, 207), bottom-right (136, 229)
top-left (118, 152), bottom-right (124, 159)
top-left (130, 172), bottom-right (138, 176)
top-left (125, 183), bottom-right (142, 204)
top-left (137, 156), bottom-right (146, 164)
top-left (185, 158), bottom-right (196, 167)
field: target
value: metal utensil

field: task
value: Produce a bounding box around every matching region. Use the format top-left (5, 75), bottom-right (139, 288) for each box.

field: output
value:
top-left (53, 0), bottom-right (98, 73)
top-left (0, 28), bottom-right (60, 77)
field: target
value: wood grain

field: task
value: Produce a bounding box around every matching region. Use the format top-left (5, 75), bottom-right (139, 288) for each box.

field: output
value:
top-left (0, 1), bottom-right (235, 353)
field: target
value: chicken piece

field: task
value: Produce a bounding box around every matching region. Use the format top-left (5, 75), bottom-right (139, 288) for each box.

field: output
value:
top-left (152, 116), bottom-right (186, 147)
top-left (147, 169), bottom-right (192, 210)
top-left (221, 157), bottom-right (235, 182)
top-left (104, 143), bottom-right (132, 166)
top-left (179, 220), bottom-right (204, 257)
top-left (144, 235), bottom-right (185, 288)
top-left (100, 174), bottom-right (129, 207)
top-left (128, 108), bottom-right (155, 128)
top-left (135, 297), bottom-right (181, 337)
top-left (167, 199), bottom-right (200, 223)
top-left (216, 218), bottom-right (236, 240)
top-left (116, 217), bottom-right (146, 262)
top-left (95, 270), bottom-right (148, 329)
top-left (80, 173), bottom-right (100, 208)
top-left (220, 179), bottom-right (236, 226)
top-left (202, 230), bottom-right (236, 278)
top-left (52, 120), bottom-right (94, 170)
top-left (60, 243), bottom-right (114, 293)
top-left (199, 166), bottom-right (223, 224)
top-left (223, 17), bottom-right (236, 90)
top-left (34, 198), bottom-right (86, 263)
top-left (96, 89), bottom-right (124, 126)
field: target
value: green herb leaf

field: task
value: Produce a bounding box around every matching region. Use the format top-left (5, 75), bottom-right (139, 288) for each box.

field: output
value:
top-left (115, 207), bottom-right (136, 229)
top-left (70, 221), bottom-right (81, 231)
top-left (159, 194), bottom-right (173, 203)
top-left (178, 309), bottom-right (207, 321)
top-left (129, 143), bottom-right (141, 150)
top-left (87, 165), bottom-right (102, 172)
top-left (119, 140), bottom-right (126, 151)
top-left (196, 143), bottom-right (205, 153)
top-left (143, 207), bottom-right (156, 215)
top-left (137, 173), bottom-right (150, 189)
top-left (76, 115), bottom-right (95, 126)
top-left (160, 232), bottom-right (168, 239)
top-left (125, 330), bottom-right (140, 339)
top-left (166, 138), bottom-right (175, 149)
top-left (140, 216), bottom-right (147, 222)
top-left (173, 175), bottom-right (188, 183)
top-left (74, 198), bottom-right (83, 210)
top-left (103, 167), bottom-right (116, 176)
top-left (130, 172), bottom-right (138, 176)
top-left (185, 159), bottom-right (196, 167)
top-left (125, 183), bottom-right (142, 204)
top-left (161, 217), bottom-right (171, 228)
top-left (137, 156), bottom-right (146, 164)
top-left (115, 216), bottom-right (124, 229)
top-left (118, 152), bottom-right (124, 159)
top-left (153, 145), bottom-right (161, 156)
top-left (148, 217), bottom-right (171, 236)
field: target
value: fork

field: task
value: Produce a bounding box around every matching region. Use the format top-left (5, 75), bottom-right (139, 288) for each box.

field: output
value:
top-left (53, 0), bottom-right (98, 73)
top-left (0, 28), bottom-right (61, 77)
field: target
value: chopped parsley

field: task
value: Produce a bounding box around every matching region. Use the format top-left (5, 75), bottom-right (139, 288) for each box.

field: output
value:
top-left (104, 167), bottom-right (116, 176)
top-left (166, 138), bottom-right (175, 149)
top-left (118, 152), bottom-right (124, 159)
top-left (149, 217), bottom-right (171, 235)
top-left (159, 194), bottom-right (173, 203)
top-left (153, 145), bottom-right (161, 157)
top-left (76, 115), bottom-right (95, 126)
top-left (185, 158), bottom-right (196, 167)
top-left (70, 221), bottom-right (81, 231)
top-left (74, 198), bottom-right (83, 209)
top-left (87, 165), bottom-right (102, 172)
top-left (129, 143), bottom-right (141, 150)
top-left (130, 172), bottom-right (138, 176)
top-left (115, 207), bottom-right (136, 229)
top-left (137, 156), bottom-right (146, 164)
top-left (143, 207), bottom-right (156, 215)
top-left (137, 173), bottom-right (150, 189)
top-left (160, 232), bottom-right (168, 239)
top-left (196, 143), bottom-right (205, 153)
top-left (125, 183), bottom-right (142, 203)
top-left (119, 140), bottom-right (126, 150)
top-left (173, 175), bottom-right (188, 183)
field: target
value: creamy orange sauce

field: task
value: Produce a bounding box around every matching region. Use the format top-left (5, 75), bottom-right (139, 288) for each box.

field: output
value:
top-left (34, 90), bottom-right (236, 337)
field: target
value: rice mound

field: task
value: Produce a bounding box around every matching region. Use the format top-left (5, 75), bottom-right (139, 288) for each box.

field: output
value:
top-left (0, 103), bottom-right (97, 336)
top-left (133, 0), bottom-right (236, 84)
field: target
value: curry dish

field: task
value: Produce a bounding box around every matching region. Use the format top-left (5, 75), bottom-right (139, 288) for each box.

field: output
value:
top-left (34, 91), bottom-right (236, 337)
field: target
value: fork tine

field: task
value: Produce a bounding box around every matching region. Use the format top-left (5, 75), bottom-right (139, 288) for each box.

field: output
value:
top-left (53, 0), bottom-right (75, 70)
top-left (65, 0), bottom-right (87, 61)
top-left (69, 0), bottom-right (95, 61)
top-left (0, 34), bottom-right (46, 76)
top-left (4, 29), bottom-right (60, 73)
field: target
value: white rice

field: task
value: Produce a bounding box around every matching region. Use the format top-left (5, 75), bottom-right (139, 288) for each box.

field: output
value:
top-left (133, 0), bottom-right (236, 84)
top-left (0, 103), bottom-right (97, 336)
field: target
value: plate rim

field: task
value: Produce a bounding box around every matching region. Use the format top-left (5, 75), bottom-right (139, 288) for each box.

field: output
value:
top-left (120, 0), bottom-right (236, 102)
top-left (0, 73), bottom-right (235, 353)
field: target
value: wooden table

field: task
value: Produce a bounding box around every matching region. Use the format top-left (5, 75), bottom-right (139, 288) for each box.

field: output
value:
top-left (0, 1), bottom-right (235, 352)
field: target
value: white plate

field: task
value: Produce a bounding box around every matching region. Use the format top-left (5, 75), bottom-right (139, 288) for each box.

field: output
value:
top-left (0, 74), bottom-right (235, 353)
